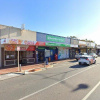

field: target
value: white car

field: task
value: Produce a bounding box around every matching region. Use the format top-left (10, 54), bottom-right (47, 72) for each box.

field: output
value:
top-left (89, 53), bottom-right (98, 58)
top-left (75, 53), bottom-right (88, 61)
top-left (78, 56), bottom-right (96, 65)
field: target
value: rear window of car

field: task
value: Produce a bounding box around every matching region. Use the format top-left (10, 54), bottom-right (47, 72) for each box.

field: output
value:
top-left (80, 57), bottom-right (87, 59)
top-left (79, 53), bottom-right (87, 55)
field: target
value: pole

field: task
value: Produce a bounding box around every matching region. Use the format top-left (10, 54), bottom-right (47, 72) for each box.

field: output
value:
top-left (18, 50), bottom-right (20, 71)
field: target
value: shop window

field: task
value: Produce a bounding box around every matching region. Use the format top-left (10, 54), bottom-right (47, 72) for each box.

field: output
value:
top-left (5, 51), bottom-right (17, 60)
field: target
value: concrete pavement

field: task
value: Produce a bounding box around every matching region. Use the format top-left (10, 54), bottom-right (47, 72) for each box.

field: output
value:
top-left (0, 59), bottom-right (76, 81)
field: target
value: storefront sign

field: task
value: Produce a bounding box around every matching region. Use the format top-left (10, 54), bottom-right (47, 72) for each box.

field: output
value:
top-left (9, 39), bottom-right (18, 44)
top-left (27, 46), bottom-right (35, 51)
top-left (97, 45), bottom-right (100, 49)
top-left (38, 47), bottom-right (45, 49)
top-left (79, 41), bottom-right (86, 46)
top-left (17, 46), bottom-right (20, 51)
top-left (23, 40), bottom-right (35, 45)
top-left (4, 45), bottom-right (16, 51)
top-left (35, 41), bottom-right (45, 46)
top-left (1, 39), bottom-right (6, 44)
top-left (18, 39), bottom-right (23, 44)
top-left (46, 35), bottom-right (65, 43)
top-left (71, 44), bottom-right (78, 48)
top-left (71, 39), bottom-right (79, 45)
top-left (91, 43), bottom-right (95, 48)
top-left (46, 43), bottom-right (70, 47)
top-left (20, 47), bottom-right (26, 51)
top-left (49, 47), bottom-right (56, 49)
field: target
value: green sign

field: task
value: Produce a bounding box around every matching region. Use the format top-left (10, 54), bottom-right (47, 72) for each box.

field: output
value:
top-left (46, 43), bottom-right (70, 47)
top-left (46, 35), bottom-right (65, 43)
top-left (49, 47), bottom-right (56, 49)
top-left (38, 47), bottom-right (45, 49)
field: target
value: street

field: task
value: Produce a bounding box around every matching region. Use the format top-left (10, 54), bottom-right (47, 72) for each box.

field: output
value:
top-left (0, 57), bottom-right (100, 100)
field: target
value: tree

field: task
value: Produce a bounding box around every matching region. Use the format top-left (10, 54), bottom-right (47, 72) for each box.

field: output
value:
top-left (70, 36), bottom-right (78, 39)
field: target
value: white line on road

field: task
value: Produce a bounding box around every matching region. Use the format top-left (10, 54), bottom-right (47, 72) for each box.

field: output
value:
top-left (82, 81), bottom-right (100, 100)
top-left (19, 65), bottom-right (97, 100)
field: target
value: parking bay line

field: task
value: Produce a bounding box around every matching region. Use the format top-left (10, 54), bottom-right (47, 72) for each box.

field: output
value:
top-left (82, 81), bottom-right (100, 100)
top-left (19, 65), bottom-right (97, 100)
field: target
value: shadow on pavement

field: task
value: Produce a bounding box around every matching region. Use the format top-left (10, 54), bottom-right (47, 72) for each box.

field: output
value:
top-left (72, 84), bottom-right (89, 92)
top-left (70, 64), bottom-right (88, 68)
top-left (68, 60), bottom-right (77, 63)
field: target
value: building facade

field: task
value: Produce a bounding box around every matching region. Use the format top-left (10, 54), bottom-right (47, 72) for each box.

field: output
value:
top-left (0, 24), bottom-right (97, 68)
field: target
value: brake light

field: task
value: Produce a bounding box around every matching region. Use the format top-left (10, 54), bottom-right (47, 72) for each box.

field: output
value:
top-left (87, 59), bottom-right (89, 61)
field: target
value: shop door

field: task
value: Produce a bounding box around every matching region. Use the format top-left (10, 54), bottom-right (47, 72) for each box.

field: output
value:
top-left (38, 51), bottom-right (45, 62)
top-left (50, 50), bottom-right (55, 61)
top-left (70, 49), bottom-right (76, 58)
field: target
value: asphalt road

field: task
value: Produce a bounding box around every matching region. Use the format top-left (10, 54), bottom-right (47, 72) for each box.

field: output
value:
top-left (0, 57), bottom-right (100, 100)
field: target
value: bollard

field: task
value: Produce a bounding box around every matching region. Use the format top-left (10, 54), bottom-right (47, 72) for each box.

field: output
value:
top-left (19, 64), bottom-right (22, 72)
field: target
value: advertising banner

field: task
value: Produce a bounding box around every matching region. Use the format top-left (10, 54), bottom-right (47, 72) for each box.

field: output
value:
top-left (58, 47), bottom-right (69, 59)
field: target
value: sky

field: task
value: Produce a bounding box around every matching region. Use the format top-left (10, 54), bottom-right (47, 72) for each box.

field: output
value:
top-left (0, 0), bottom-right (100, 44)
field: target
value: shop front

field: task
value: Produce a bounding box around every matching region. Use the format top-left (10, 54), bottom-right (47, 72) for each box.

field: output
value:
top-left (70, 39), bottom-right (79, 58)
top-left (37, 46), bottom-right (45, 63)
top-left (46, 43), bottom-right (70, 60)
top-left (96, 45), bottom-right (100, 55)
top-left (36, 32), bottom-right (71, 60)
top-left (4, 45), bottom-right (36, 67)
top-left (91, 43), bottom-right (96, 53)
top-left (78, 41), bottom-right (87, 53)
top-left (1, 39), bottom-right (36, 67)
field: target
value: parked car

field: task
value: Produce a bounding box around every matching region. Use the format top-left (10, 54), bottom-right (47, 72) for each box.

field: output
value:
top-left (98, 52), bottom-right (100, 56)
top-left (78, 56), bottom-right (96, 65)
top-left (89, 53), bottom-right (98, 58)
top-left (75, 52), bottom-right (88, 61)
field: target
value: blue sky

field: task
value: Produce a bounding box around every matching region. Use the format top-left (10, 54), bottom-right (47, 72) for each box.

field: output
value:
top-left (0, 0), bottom-right (100, 44)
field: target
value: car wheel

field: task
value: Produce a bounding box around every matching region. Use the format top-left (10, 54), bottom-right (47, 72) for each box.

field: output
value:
top-left (79, 62), bottom-right (81, 65)
top-left (94, 60), bottom-right (96, 64)
top-left (76, 59), bottom-right (78, 61)
top-left (88, 61), bottom-right (91, 66)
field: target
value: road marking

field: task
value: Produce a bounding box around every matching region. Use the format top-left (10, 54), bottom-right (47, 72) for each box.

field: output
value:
top-left (19, 65), bottom-right (97, 100)
top-left (82, 81), bottom-right (100, 100)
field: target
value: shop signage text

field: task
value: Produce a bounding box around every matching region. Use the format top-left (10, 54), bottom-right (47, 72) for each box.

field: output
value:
top-left (35, 41), bottom-right (45, 46)
top-left (46, 35), bottom-right (65, 43)
top-left (27, 46), bottom-right (35, 51)
top-left (46, 43), bottom-right (70, 47)
top-left (4, 45), bottom-right (16, 51)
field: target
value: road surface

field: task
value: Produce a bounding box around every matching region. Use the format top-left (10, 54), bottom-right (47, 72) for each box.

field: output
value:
top-left (0, 57), bottom-right (100, 100)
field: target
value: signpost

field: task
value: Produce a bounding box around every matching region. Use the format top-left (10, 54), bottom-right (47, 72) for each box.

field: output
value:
top-left (17, 46), bottom-right (21, 72)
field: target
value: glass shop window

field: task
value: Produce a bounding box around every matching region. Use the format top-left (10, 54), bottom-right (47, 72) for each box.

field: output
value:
top-left (5, 51), bottom-right (17, 60)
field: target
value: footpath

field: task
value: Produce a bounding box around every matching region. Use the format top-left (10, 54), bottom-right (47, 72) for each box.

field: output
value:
top-left (0, 59), bottom-right (76, 81)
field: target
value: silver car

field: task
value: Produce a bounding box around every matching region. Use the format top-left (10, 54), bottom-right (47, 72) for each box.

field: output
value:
top-left (89, 53), bottom-right (98, 58)
top-left (78, 56), bottom-right (96, 65)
